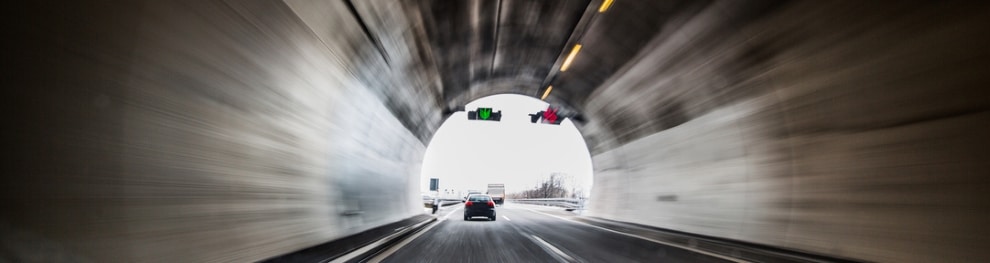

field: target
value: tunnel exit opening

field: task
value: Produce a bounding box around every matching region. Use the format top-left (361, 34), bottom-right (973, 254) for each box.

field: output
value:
top-left (419, 94), bottom-right (594, 203)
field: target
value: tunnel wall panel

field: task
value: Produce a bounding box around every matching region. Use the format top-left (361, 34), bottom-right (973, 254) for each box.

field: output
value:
top-left (4, 1), bottom-right (426, 262)
top-left (589, 101), bottom-right (990, 262)
top-left (285, 0), bottom-right (444, 143)
top-left (585, 1), bottom-right (990, 262)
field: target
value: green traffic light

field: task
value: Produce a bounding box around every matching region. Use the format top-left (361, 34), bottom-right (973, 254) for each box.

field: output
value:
top-left (479, 108), bottom-right (491, 120)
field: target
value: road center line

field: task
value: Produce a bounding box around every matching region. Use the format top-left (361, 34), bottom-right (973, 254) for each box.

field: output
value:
top-left (530, 235), bottom-right (575, 263)
top-left (517, 206), bottom-right (748, 263)
top-left (502, 216), bottom-right (511, 221)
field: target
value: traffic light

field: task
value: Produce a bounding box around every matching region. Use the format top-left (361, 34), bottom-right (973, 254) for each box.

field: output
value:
top-left (467, 107), bottom-right (501, 121)
top-left (529, 111), bottom-right (543, 123)
top-left (529, 106), bottom-right (564, 125)
top-left (542, 108), bottom-right (561, 124)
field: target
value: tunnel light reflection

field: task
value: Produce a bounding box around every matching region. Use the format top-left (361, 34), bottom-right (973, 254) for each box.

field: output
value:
top-left (598, 0), bottom-right (614, 13)
top-left (541, 85), bottom-right (553, 100)
top-left (560, 44), bottom-right (582, 72)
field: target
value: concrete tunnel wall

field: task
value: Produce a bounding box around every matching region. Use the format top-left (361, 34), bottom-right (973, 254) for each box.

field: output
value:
top-left (4, 1), bottom-right (440, 262)
top-left (581, 1), bottom-right (990, 262)
top-left (4, 0), bottom-right (990, 262)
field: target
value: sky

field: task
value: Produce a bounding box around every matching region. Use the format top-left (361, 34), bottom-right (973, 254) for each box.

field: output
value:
top-left (419, 94), bottom-right (594, 198)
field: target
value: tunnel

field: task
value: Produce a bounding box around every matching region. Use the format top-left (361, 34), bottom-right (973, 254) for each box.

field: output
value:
top-left (3, 0), bottom-right (989, 262)
top-left (421, 94), bottom-right (594, 204)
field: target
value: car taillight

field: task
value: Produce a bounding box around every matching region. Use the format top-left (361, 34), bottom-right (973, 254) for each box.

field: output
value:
top-left (487, 201), bottom-right (495, 207)
top-left (465, 201), bottom-right (473, 207)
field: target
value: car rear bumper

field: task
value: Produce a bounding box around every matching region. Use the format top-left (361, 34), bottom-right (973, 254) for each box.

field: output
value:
top-left (464, 208), bottom-right (495, 217)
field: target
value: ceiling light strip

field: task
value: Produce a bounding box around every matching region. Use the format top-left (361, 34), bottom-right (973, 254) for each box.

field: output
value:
top-left (598, 0), bottom-right (614, 13)
top-left (560, 44), bottom-right (582, 72)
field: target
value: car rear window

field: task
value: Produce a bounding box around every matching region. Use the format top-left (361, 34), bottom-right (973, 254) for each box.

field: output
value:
top-left (470, 195), bottom-right (491, 202)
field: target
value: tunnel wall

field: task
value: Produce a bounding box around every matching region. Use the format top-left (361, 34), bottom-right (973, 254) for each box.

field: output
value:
top-left (285, 0), bottom-right (445, 143)
top-left (584, 1), bottom-right (990, 262)
top-left (4, 1), bottom-right (429, 262)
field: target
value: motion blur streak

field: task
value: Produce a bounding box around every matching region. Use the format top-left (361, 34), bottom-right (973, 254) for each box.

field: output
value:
top-left (2, 0), bottom-right (989, 262)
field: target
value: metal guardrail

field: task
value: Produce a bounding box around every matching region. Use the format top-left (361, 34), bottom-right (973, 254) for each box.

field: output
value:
top-left (508, 198), bottom-right (586, 210)
top-left (424, 198), bottom-right (464, 208)
top-left (436, 199), bottom-right (463, 206)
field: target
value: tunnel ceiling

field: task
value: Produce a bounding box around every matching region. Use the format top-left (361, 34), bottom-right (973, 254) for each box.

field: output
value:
top-left (321, 0), bottom-right (717, 117)
top-left (415, 0), bottom-right (712, 115)
top-left (287, 0), bottom-right (780, 144)
top-left (416, 0), bottom-right (587, 109)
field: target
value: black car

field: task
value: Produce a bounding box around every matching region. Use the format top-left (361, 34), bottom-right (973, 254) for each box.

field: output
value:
top-left (463, 194), bottom-right (496, 221)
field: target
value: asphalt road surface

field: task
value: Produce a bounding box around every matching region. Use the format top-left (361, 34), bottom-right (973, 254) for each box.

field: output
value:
top-left (376, 203), bottom-right (735, 263)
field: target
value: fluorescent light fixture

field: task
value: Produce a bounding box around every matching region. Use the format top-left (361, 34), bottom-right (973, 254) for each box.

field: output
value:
top-left (541, 85), bottom-right (553, 100)
top-left (598, 0), bottom-right (614, 12)
top-left (560, 44), bottom-right (582, 72)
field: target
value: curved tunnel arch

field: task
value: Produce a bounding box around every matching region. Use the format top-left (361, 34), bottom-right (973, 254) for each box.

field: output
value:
top-left (422, 94), bottom-right (594, 200)
top-left (4, 0), bottom-right (989, 262)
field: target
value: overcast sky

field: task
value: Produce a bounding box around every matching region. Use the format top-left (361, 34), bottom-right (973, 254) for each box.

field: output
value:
top-left (419, 94), bottom-right (594, 198)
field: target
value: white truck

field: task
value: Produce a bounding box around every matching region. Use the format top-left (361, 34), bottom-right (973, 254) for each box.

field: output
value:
top-left (487, 184), bottom-right (505, 205)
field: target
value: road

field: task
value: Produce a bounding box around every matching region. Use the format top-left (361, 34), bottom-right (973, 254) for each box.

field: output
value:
top-left (376, 203), bottom-right (735, 263)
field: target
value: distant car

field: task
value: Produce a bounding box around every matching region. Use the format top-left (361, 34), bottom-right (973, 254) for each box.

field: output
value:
top-left (462, 191), bottom-right (482, 202)
top-left (463, 194), bottom-right (496, 221)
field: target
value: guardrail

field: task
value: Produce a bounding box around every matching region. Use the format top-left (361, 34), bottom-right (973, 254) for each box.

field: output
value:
top-left (508, 198), bottom-right (586, 210)
top-left (437, 199), bottom-right (462, 206)
top-left (424, 198), bottom-right (464, 208)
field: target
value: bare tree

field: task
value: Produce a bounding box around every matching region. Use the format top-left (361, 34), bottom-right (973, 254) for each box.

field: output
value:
top-left (517, 173), bottom-right (570, 198)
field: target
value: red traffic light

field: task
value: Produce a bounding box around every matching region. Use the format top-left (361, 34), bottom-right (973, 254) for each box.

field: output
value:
top-left (529, 106), bottom-right (563, 125)
top-left (542, 108), bottom-right (558, 124)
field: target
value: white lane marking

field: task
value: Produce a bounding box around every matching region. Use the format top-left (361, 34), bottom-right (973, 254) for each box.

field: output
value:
top-left (441, 206), bottom-right (462, 221)
top-left (365, 205), bottom-right (464, 262)
top-left (328, 218), bottom-right (435, 263)
top-left (531, 235), bottom-right (575, 262)
top-left (518, 207), bottom-right (748, 263)
top-left (367, 218), bottom-right (445, 263)
top-left (503, 216), bottom-right (511, 221)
